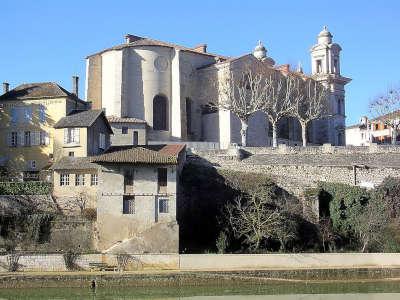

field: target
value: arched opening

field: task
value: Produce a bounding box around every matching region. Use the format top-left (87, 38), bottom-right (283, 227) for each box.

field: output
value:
top-left (153, 95), bottom-right (168, 130)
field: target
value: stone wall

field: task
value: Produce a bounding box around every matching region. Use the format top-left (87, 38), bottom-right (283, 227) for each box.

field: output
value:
top-left (2, 253), bottom-right (400, 272)
top-left (0, 253), bottom-right (178, 272)
top-left (191, 144), bottom-right (400, 195)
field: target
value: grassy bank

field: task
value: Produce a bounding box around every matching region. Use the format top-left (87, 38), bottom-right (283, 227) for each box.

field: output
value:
top-left (2, 268), bottom-right (400, 289)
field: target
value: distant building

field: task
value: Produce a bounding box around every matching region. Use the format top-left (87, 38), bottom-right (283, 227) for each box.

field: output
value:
top-left (0, 79), bottom-right (88, 180)
top-left (85, 27), bottom-right (351, 148)
top-left (346, 116), bottom-right (399, 146)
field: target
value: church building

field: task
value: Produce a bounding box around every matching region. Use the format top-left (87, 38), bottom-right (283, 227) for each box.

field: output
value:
top-left (85, 27), bottom-right (351, 149)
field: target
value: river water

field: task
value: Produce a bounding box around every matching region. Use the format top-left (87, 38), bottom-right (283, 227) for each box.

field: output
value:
top-left (0, 281), bottom-right (400, 299)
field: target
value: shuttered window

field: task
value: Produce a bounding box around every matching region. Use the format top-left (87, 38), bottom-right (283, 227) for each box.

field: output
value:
top-left (123, 196), bottom-right (135, 214)
top-left (64, 128), bottom-right (80, 144)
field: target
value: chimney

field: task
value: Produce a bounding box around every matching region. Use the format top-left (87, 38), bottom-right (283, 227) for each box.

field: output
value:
top-left (193, 44), bottom-right (207, 53)
top-left (72, 76), bottom-right (79, 97)
top-left (2, 82), bottom-right (9, 94)
top-left (278, 64), bottom-right (290, 74)
top-left (124, 34), bottom-right (143, 44)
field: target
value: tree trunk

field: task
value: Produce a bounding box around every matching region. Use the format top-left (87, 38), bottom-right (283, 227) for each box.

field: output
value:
top-left (392, 126), bottom-right (398, 145)
top-left (240, 119), bottom-right (249, 147)
top-left (272, 122), bottom-right (278, 148)
top-left (300, 121), bottom-right (308, 147)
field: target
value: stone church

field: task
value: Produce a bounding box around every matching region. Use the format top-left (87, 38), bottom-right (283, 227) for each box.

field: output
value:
top-left (85, 27), bottom-right (350, 149)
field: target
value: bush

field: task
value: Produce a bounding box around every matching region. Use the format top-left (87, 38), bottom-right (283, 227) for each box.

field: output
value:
top-left (0, 181), bottom-right (51, 195)
top-left (6, 252), bottom-right (20, 272)
top-left (63, 249), bottom-right (80, 270)
top-left (216, 231), bottom-right (228, 254)
top-left (82, 208), bottom-right (97, 221)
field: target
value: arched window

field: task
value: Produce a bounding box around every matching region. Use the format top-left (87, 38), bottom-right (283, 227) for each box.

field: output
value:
top-left (153, 95), bottom-right (168, 130)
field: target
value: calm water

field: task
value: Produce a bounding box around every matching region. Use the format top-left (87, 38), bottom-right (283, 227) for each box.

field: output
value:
top-left (1, 281), bottom-right (400, 299)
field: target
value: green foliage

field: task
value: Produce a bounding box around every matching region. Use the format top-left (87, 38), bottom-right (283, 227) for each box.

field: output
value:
top-left (373, 177), bottom-right (400, 218)
top-left (26, 213), bottom-right (53, 243)
top-left (0, 181), bottom-right (51, 195)
top-left (216, 231), bottom-right (228, 254)
top-left (318, 182), bottom-right (370, 242)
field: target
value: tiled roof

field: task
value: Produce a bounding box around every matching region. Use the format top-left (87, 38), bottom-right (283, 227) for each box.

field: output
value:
top-left (90, 144), bottom-right (186, 165)
top-left (0, 82), bottom-right (84, 102)
top-left (107, 115), bottom-right (147, 124)
top-left (54, 110), bottom-right (113, 132)
top-left (87, 35), bottom-right (229, 60)
top-left (50, 157), bottom-right (99, 170)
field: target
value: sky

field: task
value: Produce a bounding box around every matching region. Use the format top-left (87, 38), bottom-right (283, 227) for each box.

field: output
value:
top-left (1, 0), bottom-right (399, 125)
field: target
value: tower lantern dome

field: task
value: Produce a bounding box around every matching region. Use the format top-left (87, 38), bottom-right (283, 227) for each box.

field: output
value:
top-left (317, 26), bottom-right (333, 44)
top-left (253, 40), bottom-right (267, 60)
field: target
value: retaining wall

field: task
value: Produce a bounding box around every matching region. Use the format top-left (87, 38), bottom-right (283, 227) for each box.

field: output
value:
top-left (2, 253), bottom-right (400, 272)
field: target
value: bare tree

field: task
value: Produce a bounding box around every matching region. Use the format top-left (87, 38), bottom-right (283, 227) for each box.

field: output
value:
top-left (261, 71), bottom-right (297, 147)
top-left (369, 87), bottom-right (400, 145)
top-left (216, 67), bottom-right (266, 146)
top-left (291, 78), bottom-right (329, 147)
top-left (350, 196), bottom-right (389, 252)
top-left (70, 191), bottom-right (89, 215)
top-left (225, 193), bottom-right (281, 251)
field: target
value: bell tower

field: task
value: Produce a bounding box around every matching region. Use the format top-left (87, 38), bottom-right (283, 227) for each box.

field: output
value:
top-left (310, 26), bottom-right (351, 145)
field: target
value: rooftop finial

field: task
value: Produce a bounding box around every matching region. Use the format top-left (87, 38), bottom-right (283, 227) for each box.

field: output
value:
top-left (323, 25), bottom-right (328, 31)
top-left (253, 40), bottom-right (267, 60)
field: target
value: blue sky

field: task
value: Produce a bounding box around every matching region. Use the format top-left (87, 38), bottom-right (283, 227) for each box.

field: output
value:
top-left (1, 0), bottom-right (399, 125)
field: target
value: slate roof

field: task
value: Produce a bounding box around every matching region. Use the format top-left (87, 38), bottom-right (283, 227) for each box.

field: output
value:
top-left (54, 110), bottom-right (113, 132)
top-left (90, 144), bottom-right (186, 165)
top-left (107, 115), bottom-right (147, 124)
top-left (87, 34), bottom-right (228, 60)
top-left (50, 157), bottom-right (100, 170)
top-left (0, 82), bottom-right (84, 103)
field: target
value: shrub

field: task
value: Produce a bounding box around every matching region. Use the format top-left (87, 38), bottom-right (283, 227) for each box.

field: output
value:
top-left (63, 249), bottom-right (80, 270)
top-left (82, 208), bottom-right (97, 221)
top-left (116, 253), bottom-right (131, 271)
top-left (6, 252), bottom-right (20, 272)
top-left (216, 231), bottom-right (228, 254)
top-left (0, 181), bottom-right (51, 195)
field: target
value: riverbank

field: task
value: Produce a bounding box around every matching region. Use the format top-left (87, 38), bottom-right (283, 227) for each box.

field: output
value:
top-left (2, 268), bottom-right (400, 289)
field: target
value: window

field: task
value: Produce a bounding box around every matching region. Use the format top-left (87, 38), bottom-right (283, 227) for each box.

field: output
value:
top-left (10, 132), bottom-right (17, 147)
top-left (121, 127), bottom-right (128, 134)
top-left (68, 151), bottom-right (74, 157)
top-left (153, 95), bottom-right (168, 130)
top-left (75, 174), bottom-right (85, 186)
top-left (337, 99), bottom-right (341, 115)
top-left (123, 196), bottom-right (135, 214)
top-left (124, 169), bottom-right (134, 194)
top-left (316, 60), bottom-right (322, 73)
top-left (64, 128), bottom-right (80, 144)
top-left (133, 131), bottom-right (138, 145)
top-left (99, 133), bottom-right (106, 150)
top-left (38, 105), bottom-right (46, 123)
top-left (10, 108), bottom-right (17, 125)
top-left (159, 198), bottom-right (169, 213)
top-left (186, 98), bottom-right (192, 135)
top-left (24, 107), bottom-right (32, 123)
top-left (24, 131), bottom-right (31, 146)
top-left (29, 160), bottom-right (36, 169)
top-left (333, 59), bottom-right (338, 73)
top-left (158, 168), bottom-right (167, 193)
top-left (60, 173), bottom-right (69, 186)
top-left (39, 131), bottom-right (47, 145)
top-left (91, 174), bottom-right (98, 186)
